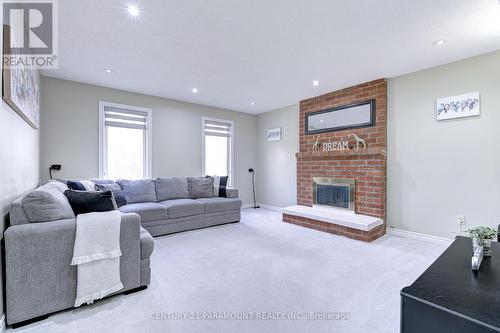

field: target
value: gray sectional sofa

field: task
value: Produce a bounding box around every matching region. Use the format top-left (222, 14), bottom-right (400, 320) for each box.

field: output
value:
top-left (5, 176), bottom-right (241, 327)
top-left (6, 180), bottom-right (154, 326)
top-left (117, 177), bottom-right (242, 236)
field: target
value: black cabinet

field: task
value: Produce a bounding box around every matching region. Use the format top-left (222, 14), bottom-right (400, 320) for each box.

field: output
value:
top-left (401, 236), bottom-right (500, 333)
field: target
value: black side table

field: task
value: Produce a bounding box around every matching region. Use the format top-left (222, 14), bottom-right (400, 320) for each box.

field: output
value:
top-left (401, 236), bottom-right (500, 333)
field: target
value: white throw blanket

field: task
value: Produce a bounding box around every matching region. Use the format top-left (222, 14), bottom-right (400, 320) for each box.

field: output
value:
top-left (71, 210), bottom-right (123, 307)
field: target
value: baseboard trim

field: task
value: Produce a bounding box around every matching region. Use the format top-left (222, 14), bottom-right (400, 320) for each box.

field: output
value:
top-left (259, 204), bottom-right (283, 212)
top-left (387, 227), bottom-right (453, 244)
top-left (241, 203), bottom-right (284, 212)
top-left (241, 203), bottom-right (257, 209)
top-left (0, 314), bottom-right (5, 332)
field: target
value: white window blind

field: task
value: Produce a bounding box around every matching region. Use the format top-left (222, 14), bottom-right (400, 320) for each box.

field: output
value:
top-left (202, 117), bottom-right (234, 184)
top-left (204, 119), bottom-right (232, 138)
top-left (104, 105), bottom-right (149, 130)
top-left (99, 101), bottom-right (152, 180)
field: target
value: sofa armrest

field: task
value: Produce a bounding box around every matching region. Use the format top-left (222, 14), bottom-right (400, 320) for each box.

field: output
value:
top-left (226, 187), bottom-right (239, 198)
top-left (5, 219), bottom-right (77, 324)
top-left (4, 212), bottom-right (142, 325)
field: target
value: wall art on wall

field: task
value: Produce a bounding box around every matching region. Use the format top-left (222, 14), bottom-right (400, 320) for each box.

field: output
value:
top-left (267, 127), bottom-right (282, 141)
top-left (2, 24), bottom-right (41, 129)
top-left (436, 92), bottom-right (480, 121)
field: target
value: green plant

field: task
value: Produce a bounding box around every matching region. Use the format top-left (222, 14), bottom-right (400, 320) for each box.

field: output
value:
top-left (467, 226), bottom-right (497, 240)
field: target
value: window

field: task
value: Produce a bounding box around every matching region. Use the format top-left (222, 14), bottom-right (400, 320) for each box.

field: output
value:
top-left (99, 101), bottom-right (152, 180)
top-left (202, 117), bottom-right (234, 184)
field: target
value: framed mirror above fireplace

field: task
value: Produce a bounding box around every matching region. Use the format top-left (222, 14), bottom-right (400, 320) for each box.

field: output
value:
top-left (305, 99), bottom-right (375, 134)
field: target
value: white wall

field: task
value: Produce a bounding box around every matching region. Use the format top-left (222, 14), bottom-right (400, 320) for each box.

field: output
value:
top-left (256, 104), bottom-right (299, 207)
top-left (387, 50), bottom-right (500, 239)
top-left (41, 77), bottom-right (257, 205)
top-left (0, 10), bottom-right (40, 317)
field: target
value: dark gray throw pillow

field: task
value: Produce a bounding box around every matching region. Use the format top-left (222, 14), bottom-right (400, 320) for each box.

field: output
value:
top-left (64, 190), bottom-right (116, 216)
top-left (116, 179), bottom-right (157, 203)
top-left (155, 177), bottom-right (189, 201)
top-left (207, 175), bottom-right (229, 197)
top-left (95, 183), bottom-right (128, 207)
top-left (188, 177), bottom-right (214, 199)
top-left (67, 180), bottom-right (96, 191)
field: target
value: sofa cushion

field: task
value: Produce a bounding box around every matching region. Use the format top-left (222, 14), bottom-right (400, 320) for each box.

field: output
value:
top-left (116, 179), bottom-right (157, 203)
top-left (139, 227), bottom-right (154, 259)
top-left (155, 177), bottom-right (189, 201)
top-left (187, 177), bottom-right (214, 199)
top-left (44, 180), bottom-right (70, 193)
top-left (95, 183), bottom-right (127, 208)
top-left (225, 187), bottom-right (239, 199)
top-left (22, 186), bottom-right (75, 222)
top-left (91, 179), bottom-right (116, 185)
top-left (195, 197), bottom-right (242, 214)
top-left (159, 199), bottom-right (204, 219)
top-left (10, 198), bottom-right (30, 226)
top-left (119, 202), bottom-right (167, 222)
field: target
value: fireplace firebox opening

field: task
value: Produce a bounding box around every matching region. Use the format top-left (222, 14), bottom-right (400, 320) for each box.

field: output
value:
top-left (313, 177), bottom-right (355, 212)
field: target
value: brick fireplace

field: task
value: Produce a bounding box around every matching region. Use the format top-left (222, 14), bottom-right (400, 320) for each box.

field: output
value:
top-left (283, 79), bottom-right (387, 242)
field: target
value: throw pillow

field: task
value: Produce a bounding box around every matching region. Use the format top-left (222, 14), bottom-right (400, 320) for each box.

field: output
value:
top-left (95, 183), bottom-right (128, 207)
top-left (207, 175), bottom-right (229, 197)
top-left (67, 180), bottom-right (96, 191)
top-left (64, 190), bottom-right (117, 215)
top-left (116, 179), bottom-right (157, 203)
top-left (155, 177), bottom-right (189, 201)
top-left (187, 177), bottom-right (214, 199)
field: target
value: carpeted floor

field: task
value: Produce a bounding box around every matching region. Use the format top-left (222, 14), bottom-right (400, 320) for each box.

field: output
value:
top-left (8, 208), bottom-right (449, 333)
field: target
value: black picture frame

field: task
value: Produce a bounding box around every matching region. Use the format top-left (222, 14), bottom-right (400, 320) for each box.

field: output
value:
top-left (305, 99), bottom-right (376, 135)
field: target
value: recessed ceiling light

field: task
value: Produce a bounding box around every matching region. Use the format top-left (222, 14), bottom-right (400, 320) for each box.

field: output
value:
top-left (250, 102), bottom-right (255, 105)
top-left (192, 88), bottom-right (198, 94)
top-left (433, 40), bottom-right (445, 46)
top-left (127, 4), bottom-right (140, 17)
top-left (104, 68), bottom-right (112, 73)
top-left (313, 80), bottom-right (319, 86)
top-left (320, 119), bottom-right (324, 123)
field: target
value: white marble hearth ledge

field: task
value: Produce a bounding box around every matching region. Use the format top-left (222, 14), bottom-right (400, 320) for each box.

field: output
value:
top-left (282, 205), bottom-right (383, 232)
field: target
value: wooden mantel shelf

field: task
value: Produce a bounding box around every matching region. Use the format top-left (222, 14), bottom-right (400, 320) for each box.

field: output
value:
top-left (296, 148), bottom-right (386, 160)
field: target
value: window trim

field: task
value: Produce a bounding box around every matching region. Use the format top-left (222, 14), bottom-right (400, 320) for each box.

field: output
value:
top-left (99, 101), bottom-right (153, 179)
top-left (201, 116), bottom-right (235, 185)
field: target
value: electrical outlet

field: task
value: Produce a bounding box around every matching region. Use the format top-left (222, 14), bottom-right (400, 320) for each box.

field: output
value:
top-left (457, 215), bottom-right (466, 225)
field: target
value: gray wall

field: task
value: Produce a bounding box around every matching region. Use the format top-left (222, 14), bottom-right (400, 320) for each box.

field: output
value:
top-left (387, 50), bottom-right (500, 238)
top-left (0, 43), bottom-right (40, 321)
top-left (256, 104), bottom-right (299, 207)
top-left (41, 77), bottom-right (257, 205)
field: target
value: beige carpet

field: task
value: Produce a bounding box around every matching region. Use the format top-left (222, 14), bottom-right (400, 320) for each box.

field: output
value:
top-left (9, 208), bottom-right (449, 333)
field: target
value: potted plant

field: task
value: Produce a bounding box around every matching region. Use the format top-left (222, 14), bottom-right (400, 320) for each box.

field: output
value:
top-left (467, 226), bottom-right (496, 256)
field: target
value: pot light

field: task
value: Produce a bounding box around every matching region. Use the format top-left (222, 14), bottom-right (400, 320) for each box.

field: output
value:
top-left (313, 80), bottom-right (319, 86)
top-left (250, 102), bottom-right (255, 105)
top-left (433, 40), bottom-right (445, 46)
top-left (127, 4), bottom-right (140, 17)
top-left (104, 68), bottom-right (112, 73)
top-left (192, 88), bottom-right (198, 94)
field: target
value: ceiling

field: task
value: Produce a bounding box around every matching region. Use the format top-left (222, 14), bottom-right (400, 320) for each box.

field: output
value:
top-left (42, 0), bottom-right (500, 114)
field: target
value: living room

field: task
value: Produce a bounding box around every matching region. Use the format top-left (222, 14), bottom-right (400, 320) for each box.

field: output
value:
top-left (1, 1), bottom-right (500, 332)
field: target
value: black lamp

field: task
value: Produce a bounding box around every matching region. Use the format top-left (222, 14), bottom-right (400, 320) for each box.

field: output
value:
top-left (248, 168), bottom-right (259, 209)
top-left (49, 164), bottom-right (61, 180)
